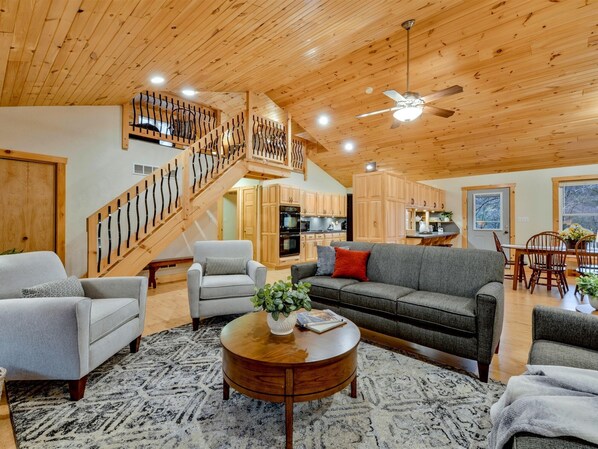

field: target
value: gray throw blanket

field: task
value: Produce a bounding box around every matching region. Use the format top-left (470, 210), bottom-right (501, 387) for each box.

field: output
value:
top-left (489, 365), bottom-right (598, 449)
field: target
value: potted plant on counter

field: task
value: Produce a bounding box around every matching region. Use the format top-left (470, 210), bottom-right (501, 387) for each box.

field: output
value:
top-left (577, 273), bottom-right (598, 310)
top-left (559, 223), bottom-right (593, 249)
top-left (251, 277), bottom-right (312, 335)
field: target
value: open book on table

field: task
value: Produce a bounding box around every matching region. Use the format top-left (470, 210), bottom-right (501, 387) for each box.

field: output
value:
top-left (296, 309), bottom-right (346, 334)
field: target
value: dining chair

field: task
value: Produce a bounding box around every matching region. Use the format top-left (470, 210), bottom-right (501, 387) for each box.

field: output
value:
top-left (526, 232), bottom-right (569, 298)
top-left (574, 234), bottom-right (598, 298)
top-left (492, 231), bottom-right (527, 287)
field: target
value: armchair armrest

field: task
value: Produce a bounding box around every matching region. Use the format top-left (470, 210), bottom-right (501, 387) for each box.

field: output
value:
top-left (187, 262), bottom-right (203, 318)
top-left (475, 281), bottom-right (504, 363)
top-left (532, 306), bottom-right (598, 352)
top-left (247, 260), bottom-right (266, 289)
top-left (0, 297), bottom-right (92, 380)
top-left (80, 276), bottom-right (148, 334)
top-left (291, 262), bottom-right (317, 285)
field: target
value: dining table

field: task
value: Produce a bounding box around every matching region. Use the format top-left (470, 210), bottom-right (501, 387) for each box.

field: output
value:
top-left (502, 243), bottom-right (576, 291)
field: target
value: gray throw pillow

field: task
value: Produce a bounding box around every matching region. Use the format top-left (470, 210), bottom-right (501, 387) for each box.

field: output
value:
top-left (22, 276), bottom-right (85, 298)
top-left (205, 257), bottom-right (247, 276)
top-left (316, 246), bottom-right (349, 276)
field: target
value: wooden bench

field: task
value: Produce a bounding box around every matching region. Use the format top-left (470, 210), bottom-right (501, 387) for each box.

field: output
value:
top-left (144, 256), bottom-right (193, 288)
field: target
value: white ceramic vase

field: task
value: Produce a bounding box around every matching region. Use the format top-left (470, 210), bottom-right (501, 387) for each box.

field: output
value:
top-left (267, 311), bottom-right (297, 335)
top-left (589, 296), bottom-right (598, 310)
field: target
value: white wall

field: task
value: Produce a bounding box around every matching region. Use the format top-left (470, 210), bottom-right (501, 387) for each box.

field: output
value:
top-left (263, 159), bottom-right (347, 194)
top-left (0, 106), bottom-right (219, 275)
top-left (422, 164), bottom-right (598, 247)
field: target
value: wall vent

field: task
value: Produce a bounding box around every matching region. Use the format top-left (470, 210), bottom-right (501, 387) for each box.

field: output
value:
top-left (133, 164), bottom-right (159, 176)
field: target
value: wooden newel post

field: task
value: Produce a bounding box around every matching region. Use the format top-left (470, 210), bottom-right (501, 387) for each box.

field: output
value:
top-left (245, 92), bottom-right (253, 161)
top-left (121, 102), bottom-right (130, 150)
top-left (87, 214), bottom-right (99, 278)
top-left (287, 113), bottom-right (292, 169)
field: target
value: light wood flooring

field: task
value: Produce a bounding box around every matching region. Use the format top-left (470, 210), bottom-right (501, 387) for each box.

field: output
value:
top-left (1, 269), bottom-right (594, 448)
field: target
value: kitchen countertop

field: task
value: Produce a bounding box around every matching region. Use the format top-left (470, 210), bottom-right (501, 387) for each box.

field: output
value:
top-left (406, 232), bottom-right (459, 239)
top-left (302, 230), bottom-right (346, 234)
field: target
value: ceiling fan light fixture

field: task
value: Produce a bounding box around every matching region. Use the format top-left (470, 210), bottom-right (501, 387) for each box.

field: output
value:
top-left (393, 104), bottom-right (424, 122)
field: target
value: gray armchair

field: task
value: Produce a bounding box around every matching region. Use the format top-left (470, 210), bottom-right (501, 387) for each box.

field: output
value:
top-left (0, 251), bottom-right (147, 400)
top-left (504, 306), bottom-right (598, 449)
top-left (187, 240), bottom-right (266, 330)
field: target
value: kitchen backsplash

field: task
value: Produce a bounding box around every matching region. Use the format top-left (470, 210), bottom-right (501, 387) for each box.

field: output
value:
top-left (302, 217), bottom-right (347, 232)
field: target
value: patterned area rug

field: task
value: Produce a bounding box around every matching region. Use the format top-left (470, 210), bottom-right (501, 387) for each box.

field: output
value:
top-left (8, 316), bottom-right (504, 448)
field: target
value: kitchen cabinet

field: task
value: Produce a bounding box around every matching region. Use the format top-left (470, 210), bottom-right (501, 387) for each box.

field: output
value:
top-left (339, 194), bottom-right (347, 217)
top-left (317, 193), bottom-right (333, 216)
top-left (404, 180), bottom-right (446, 211)
top-left (438, 189), bottom-right (446, 210)
top-left (385, 172), bottom-right (405, 202)
top-left (300, 235), bottom-right (306, 262)
top-left (302, 190), bottom-right (317, 215)
top-left (278, 185), bottom-right (300, 205)
top-left (353, 172), bottom-right (382, 200)
top-left (330, 194), bottom-right (340, 217)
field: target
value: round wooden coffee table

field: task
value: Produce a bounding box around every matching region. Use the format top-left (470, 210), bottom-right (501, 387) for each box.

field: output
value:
top-left (220, 311), bottom-right (360, 449)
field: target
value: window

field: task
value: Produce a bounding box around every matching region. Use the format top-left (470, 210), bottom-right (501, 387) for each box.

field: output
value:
top-left (473, 192), bottom-right (502, 230)
top-left (557, 179), bottom-right (598, 233)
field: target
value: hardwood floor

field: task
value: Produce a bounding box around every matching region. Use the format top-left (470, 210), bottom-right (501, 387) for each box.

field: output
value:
top-left (0, 268), bottom-right (593, 448)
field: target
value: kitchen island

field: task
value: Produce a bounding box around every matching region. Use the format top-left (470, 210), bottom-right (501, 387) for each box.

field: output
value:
top-left (405, 232), bottom-right (459, 246)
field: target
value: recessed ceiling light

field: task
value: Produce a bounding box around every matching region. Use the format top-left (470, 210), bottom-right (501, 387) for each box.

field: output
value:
top-left (317, 114), bottom-right (330, 126)
top-left (343, 141), bottom-right (355, 152)
top-left (150, 75), bottom-right (165, 85)
top-left (365, 161), bottom-right (377, 172)
top-left (181, 89), bottom-right (197, 97)
top-left (365, 87), bottom-right (374, 94)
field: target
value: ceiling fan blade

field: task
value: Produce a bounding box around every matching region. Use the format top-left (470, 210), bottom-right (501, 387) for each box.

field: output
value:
top-left (356, 107), bottom-right (399, 118)
top-left (425, 105), bottom-right (455, 118)
top-left (390, 119), bottom-right (400, 129)
top-left (421, 85), bottom-right (463, 103)
top-left (383, 90), bottom-right (406, 102)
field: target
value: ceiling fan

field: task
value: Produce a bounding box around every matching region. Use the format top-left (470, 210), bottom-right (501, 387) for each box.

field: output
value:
top-left (356, 19), bottom-right (463, 128)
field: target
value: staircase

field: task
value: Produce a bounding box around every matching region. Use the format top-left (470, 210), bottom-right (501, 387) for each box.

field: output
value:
top-left (87, 110), bottom-right (307, 277)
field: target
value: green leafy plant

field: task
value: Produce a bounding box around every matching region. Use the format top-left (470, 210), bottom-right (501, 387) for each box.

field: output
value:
top-left (559, 223), bottom-right (593, 241)
top-left (577, 274), bottom-right (598, 298)
top-left (251, 277), bottom-right (312, 321)
top-left (0, 248), bottom-right (23, 256)
top-left (440, 211), bottom-right (453, 221)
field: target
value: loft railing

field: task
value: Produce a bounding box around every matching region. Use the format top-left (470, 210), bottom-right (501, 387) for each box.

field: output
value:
top-left (291, 137), bottom-right (307, 173)
top-left (89, 112), bottom-right (245, 277)
top-left (251, 115), bottom-right (288, 165)
top-left (122, 91), bottom-right (220, 149)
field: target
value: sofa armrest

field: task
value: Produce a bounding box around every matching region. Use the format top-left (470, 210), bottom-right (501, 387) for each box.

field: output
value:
top-left (291, 263), bottom-right (317, 284)
top-left (80, 276), bottom-right (148, 335)
top-left (187, 262), bottom-right (203, 318)
top-left (247, 260), bottom-right (266, 289)
top-left (476, 281), bottom-right (504, 363)
top-left (0, 297), bottom-right (92, 380)
top-left (532, 306), bottom-right (598, 352)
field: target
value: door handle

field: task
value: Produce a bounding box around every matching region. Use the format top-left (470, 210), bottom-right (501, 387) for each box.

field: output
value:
top-left (504, 231), bottom-right (509, 235)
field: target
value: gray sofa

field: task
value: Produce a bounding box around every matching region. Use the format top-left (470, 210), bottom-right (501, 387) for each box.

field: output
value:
top-left (292, 241), bottom-right (504, 381)
top-left (505, 306), bottom-right (598, 449)
top-left (0, 251), bottom-right (148, 400)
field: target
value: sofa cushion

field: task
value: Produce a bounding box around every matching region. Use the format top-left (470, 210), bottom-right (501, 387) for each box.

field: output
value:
top-left (21, 276), bottom-right (84, 298)
top-left (301, 276), bottom-right (359, 302)
top-left (332, 248), bottom-right (370, 282)
top-left (315, 246), bottom-right (336, 276)
top-left (366, 244), bottom-right (425, 289)
top-left (200, 274), bottom-right (255, 300)
top-left (418, 247), bottom-right (504, 298)
top-left (90, 298), bottom-right (139, 344)
top-left (340, 282), bottom-right (414, 315)
top-left (511, 433), bottom-right (598, 449)
top-left (205, 257), bottom-right (246, 276)
top-left (396, 291), bottom-right (477, 334)
top-left (529, 340), bottom-right (598, 371)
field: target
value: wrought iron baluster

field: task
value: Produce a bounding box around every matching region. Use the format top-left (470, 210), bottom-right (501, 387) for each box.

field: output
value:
top-left (192, 148), bottom-right (198, 192)
top-left (107, 206), bottom-right (112, 264)
top-left (158, 94), bottom-right (163, 137)
top-left (135, 187), bottom-right (140, 241)
top-left (116, 199), bottom-right (122, 256)
top-left (160, 169), bottom-right (165, 220)
top-left (167, 164), bottom-right (172, 214)
top-left (152, 91), bottom-right (157, 137)
top-left (152, 175), bottom-right (157, 227)
top-left (96, 213), bottom-right (102, 274)
top-left (131, 97), bottom-right (137, 130)
top-left (174, 159), bottom-right (179, 207)
top-left (126, 193), bottom-right (131, 248)
top-left (145, 91), bottom-right (151, 135)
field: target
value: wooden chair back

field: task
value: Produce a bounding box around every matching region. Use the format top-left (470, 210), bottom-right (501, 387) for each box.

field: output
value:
top-left (525, 232), bottom-right (567, 269)
top-left (575, 234), bottom-right (598, 271)
top-left (492, 231), bottom-right (509, 265)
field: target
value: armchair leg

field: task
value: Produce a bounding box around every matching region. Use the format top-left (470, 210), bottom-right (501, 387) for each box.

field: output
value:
top-left (192, 318), bottom-right (200, 331)
top-left (477, 362), bottom-right (489, 383)
top-left (68, 376), bottom-right (88, 401)
top-left (130, 336), bottom-right (141, 353)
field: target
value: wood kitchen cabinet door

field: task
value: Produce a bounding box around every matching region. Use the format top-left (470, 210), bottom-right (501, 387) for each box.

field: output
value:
top-left (354, 200), bottom-right (383, 242)
top-left (330, 194), bottom-right (340, 216)
top-left (303, 191), bottom-right (317, 215)
top-left (299, 236), bottom-right (306, 262)
top-left (317, 193), bottom-right (332, 216)
top-left (339, 194), bottom-right (347, 217)
top-left (385, 200), bottom-right (406, 242)
top-left (438, 189), bottom-right (446, 210)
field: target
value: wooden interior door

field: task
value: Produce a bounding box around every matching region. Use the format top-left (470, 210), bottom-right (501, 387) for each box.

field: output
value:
top-left (0, 158), bottom-right (56, 254)
top-left (240, 186), bottom-right (259, 259)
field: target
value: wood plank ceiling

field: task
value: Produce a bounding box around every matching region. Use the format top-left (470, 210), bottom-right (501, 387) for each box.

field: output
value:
top-left (1, 0), bottom-right (597, 185)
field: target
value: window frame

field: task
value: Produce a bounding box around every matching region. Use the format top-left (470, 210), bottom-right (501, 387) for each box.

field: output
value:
top-left (552, 175), bottom-right (598, 232)
top-left (472, 191), bottom-right (504, 231)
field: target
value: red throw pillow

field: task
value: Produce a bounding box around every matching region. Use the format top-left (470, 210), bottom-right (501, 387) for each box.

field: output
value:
top-left (332, 247), bottom-right (370, 282)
